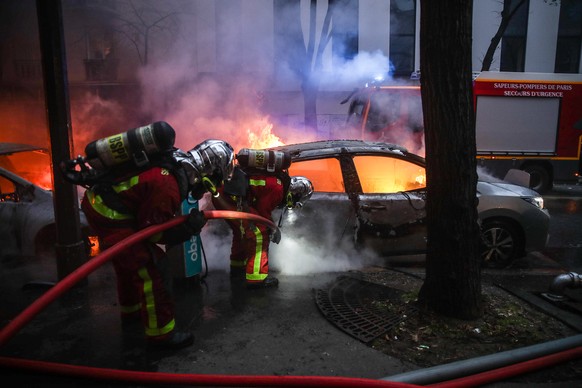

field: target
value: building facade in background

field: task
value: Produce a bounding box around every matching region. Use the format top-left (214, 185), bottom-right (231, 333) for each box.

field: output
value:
top-left (0, 0), bottom-right (580, 142)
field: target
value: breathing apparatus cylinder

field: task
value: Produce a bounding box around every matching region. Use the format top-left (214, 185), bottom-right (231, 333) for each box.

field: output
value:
top-left (236, 148), bottom-right (291, 173)
top-left (84, 121), bottom-right (176, 170)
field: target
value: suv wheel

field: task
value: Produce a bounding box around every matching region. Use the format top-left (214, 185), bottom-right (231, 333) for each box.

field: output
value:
top-left (480, 219), bottom-right (524, 268)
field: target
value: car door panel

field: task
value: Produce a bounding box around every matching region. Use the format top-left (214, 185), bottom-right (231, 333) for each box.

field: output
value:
top-left (355, 191), bottom-right (427, 255)
top-left (275, 192), bottom-right (355, 246)
top-left (349, 154), bottom-right (427, 256)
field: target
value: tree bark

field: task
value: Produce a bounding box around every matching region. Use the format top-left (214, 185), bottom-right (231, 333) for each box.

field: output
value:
top-left (302, 0), bottom-right (319, 132)
top-left (303, 77), bottom-right (319, 131)
top-left (418, 0), bottom-right (482, 319)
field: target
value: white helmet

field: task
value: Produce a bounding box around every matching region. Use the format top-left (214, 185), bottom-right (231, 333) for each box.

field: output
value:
top-left (286, 176), bottom-right (314, 209)
top-left (174, 139), bottom-right (234, 197)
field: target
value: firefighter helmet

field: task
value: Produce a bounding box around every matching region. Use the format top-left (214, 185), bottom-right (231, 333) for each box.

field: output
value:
top-left (174, 139), bottom-right (235, 198)
top-left (286, 176), bottom-right (314, 209)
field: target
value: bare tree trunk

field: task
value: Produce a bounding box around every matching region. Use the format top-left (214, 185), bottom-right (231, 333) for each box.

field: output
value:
top-left (418, 0), bottom-right (482, 319)
top-left (301, 0), bottom-right (332, 133)
top-left (303, 0), bottom-right (319, 132)
top-left (303, 77), bottom-right (319, 131)
top-left (481, 0), bottom-right (526, 71)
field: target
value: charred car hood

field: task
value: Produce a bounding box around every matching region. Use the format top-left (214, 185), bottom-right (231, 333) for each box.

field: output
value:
top-left (478, 180), bottom-right (540, 197)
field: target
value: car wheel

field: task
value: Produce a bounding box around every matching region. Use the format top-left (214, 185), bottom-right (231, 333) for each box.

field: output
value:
top-left (523, 164), bottom-right (551, 193)
top-left (480, 219), bottom-right (524, 269)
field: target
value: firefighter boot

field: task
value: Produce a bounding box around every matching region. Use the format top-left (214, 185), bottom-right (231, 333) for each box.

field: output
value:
top-left (148, 331), bottom-right (194, 350)
top-left (247, 276), bottom-right (279, 289)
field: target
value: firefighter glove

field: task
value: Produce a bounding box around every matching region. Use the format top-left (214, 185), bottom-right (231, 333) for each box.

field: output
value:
top-left (186, 209), bottom-right (207, 235)
top-left (270, 228), bottom-right (281, 244)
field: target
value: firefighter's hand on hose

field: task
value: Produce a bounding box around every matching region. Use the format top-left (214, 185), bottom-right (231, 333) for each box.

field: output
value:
top-left (270, 228), bottom-right (281, 244)
top-left (185, 209), bottom-right (207, 235)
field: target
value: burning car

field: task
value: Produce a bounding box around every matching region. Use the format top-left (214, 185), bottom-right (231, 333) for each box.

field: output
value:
top-left (270, 140), bottom-right (550, 268)
top-left (0, 143), bottom-right (94, 259)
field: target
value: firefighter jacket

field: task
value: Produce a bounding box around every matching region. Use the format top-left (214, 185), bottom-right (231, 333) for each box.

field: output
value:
top-left (80, 166), bottom-right (183, 338)
top-left (212, 170), bottom-right (284, 283)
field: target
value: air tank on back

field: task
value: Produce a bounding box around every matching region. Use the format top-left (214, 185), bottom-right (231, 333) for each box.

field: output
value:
top-left (84, 121), bottom-right (176, 170)
top-left (236, 148), bottom-right (291, 173)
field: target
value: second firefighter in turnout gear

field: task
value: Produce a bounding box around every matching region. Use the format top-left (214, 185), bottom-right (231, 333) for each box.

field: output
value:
top-left (76, 123), bottom-right (234, 349)
top-left (212, 151), bottom-right (313, 289)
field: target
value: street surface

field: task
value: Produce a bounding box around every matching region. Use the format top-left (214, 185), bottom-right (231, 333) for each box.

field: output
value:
top-left (0, 182), bottom-right (580, 387)
top-left (539, 182), bottom-right (582, 273)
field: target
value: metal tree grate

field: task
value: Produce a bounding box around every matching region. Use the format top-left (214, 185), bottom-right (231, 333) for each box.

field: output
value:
top-left (315, 276), bottom-right (416, 343)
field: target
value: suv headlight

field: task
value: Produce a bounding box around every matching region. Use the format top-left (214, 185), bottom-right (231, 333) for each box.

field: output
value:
top-left (523, 196), bottom-right (544, 209)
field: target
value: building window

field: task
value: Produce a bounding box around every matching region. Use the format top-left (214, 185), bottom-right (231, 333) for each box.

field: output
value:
top-left (500, 0), bottom-right (529, 72)
top-left (330, 0), bottom-right (359, 61)
top-left (389, 0), bottom-right (416, 77)
top-left (273, 0), bottom-right (304, 82)
top-left (273, 0), bottom-right (359, 79)
top-left (555, 0), bottom-right (582, 73)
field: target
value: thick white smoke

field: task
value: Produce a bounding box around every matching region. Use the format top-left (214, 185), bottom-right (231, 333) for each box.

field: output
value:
top-left (269, 233), bottom-right (381, 276)
top-left (71, 93), bottom-right (129, 152)
top-left (7, 0), bottom-right (418, 275)
top-left (318, 50), bottom-right (393, 90)
top-left (127, 2), bottom-right (400, 275)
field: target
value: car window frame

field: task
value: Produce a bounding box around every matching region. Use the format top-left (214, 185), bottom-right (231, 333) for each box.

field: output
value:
top-left (288, 155), bottom-right (347, 194)
top-left (351, 153), bottom-right (427, 194)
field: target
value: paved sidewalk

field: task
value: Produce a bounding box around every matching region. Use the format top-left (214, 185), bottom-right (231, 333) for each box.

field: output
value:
top-left (0, 252), bottom-right (580, 387)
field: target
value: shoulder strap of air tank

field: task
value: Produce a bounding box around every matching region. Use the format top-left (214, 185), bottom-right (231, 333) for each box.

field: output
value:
top-left (92, 182), bottom-right (132, 214)
top-left (172, 166), bottom-right (190, 201)
top-left (154, 157), bottom-right (190, 201)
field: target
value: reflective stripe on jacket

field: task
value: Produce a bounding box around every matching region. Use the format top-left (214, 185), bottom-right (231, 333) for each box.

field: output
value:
top-left (85, 176), bottom-right (139, 220)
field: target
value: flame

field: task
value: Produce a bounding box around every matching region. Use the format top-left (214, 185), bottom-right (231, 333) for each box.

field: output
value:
top-left (0, 151), bottom-right (53, 190)
top-left (245, 118), bottom-right (284, 149)
top-left (31, 171), bottom-right (52, 190)
top-left (88, 236), bottom-right (101, 257)
top-left (353, 156), bottom-right (426, 193)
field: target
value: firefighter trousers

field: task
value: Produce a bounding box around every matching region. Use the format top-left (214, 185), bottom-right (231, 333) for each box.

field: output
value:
top-left (102, 230), bottom-right (176, 339)
top-left (227, 220), bottom-right (271, 283)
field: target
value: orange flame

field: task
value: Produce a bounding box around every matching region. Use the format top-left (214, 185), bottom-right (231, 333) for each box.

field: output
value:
top-left (245, 118), bottom-right (284, 149)
top-left (88, 236), bottom-right (101, 257)
top-left (0, 151), bottom-right (53, 190)
top-left (35, 171), bottom-right (53, 191)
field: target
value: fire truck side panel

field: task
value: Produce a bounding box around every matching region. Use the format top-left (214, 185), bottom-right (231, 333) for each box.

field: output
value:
top-left (473, 71), bottom-right (582, 191)
top-left (346, 72), bottom-right (582, 192)
top-left (475, 96), bottom-right (559, 154)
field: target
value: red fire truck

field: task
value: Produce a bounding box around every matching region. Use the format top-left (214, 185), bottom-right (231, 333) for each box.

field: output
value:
top-left (343, 71), bottom-right (582, 193)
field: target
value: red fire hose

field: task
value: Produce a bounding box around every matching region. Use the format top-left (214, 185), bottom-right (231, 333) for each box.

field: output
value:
top-left (0, 211), bottom-right (578, 387)
top-left (0, 356), bottom-right (420, 387)
top-left (0, 210), bottom-right (276, 347)
top-left (0, 209), bottom-right (422, 387)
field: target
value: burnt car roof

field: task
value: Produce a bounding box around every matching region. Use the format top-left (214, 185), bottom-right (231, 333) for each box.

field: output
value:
top-left (0, 142), bottom-right (47, 156)
top-left (269, 140), bottom-right (423, 163)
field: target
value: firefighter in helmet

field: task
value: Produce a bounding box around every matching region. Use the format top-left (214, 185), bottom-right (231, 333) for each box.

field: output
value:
top-left (212, 160), bottom-right (313, 288)
top-left (80, 136), bottom-right (234, 350)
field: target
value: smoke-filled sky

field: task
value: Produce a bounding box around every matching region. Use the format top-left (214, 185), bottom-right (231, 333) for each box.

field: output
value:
top-left (0, 0), bottom-right (427, 274)
top-left (90, 1), bottom-right (409, 153)
top-left (0, 0), bottom-right (425, 154)
top-left (129, 1), bottom-right (395, 273)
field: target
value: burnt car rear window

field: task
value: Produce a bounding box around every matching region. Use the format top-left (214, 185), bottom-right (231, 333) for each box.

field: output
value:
top-left (353, 155), bottom-right (426, 193)
top-left (288, 158), bottom-right (344, 193)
